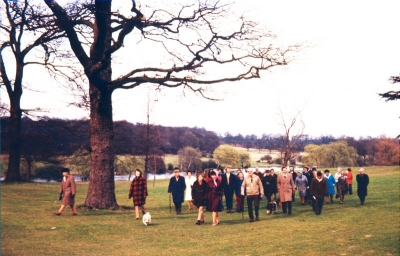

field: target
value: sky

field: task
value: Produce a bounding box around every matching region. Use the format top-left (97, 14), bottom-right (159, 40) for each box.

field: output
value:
top-left (2, 0), bottom-right (399, 139)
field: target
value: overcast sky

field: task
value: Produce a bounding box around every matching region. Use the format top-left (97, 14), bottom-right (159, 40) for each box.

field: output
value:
top-left (2, 0), bottom-right (399, 139)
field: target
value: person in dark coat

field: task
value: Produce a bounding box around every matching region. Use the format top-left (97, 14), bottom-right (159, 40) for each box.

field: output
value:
top-left (356, 168), bottom-right (369, 205)
top-left (128, 169), bottom-right (148, 219)
top-left (192, 172), bottom-right (207, 225)
top-left (262, 169), bottom-right (276, 214)
top-left (206, 171), bottom-right (224, 226)
top-left (168, 167), bottom-right (186, 214)
top-left (235, 171), bottom-right (245, 212)
top-left (289, 166), bottom-right (297, 202)
top-left (221, 165), bottom-right (237, 213)
top-left (270, 168), bottom-right (278, 200)
top-left (54, 168), bottom-right (77, 216)
top-left (310, 171), bottom-right (328, 215)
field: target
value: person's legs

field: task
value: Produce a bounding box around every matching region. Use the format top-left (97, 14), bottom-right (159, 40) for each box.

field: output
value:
top-left (225, 191), bottom-right (233, 212)
top-left (247, 196), bottom-right (254, 220)
top-left (55, 205), bottom-right (66, 215)
top-left (135, 206), bottom-right (140, 218)
top-left (70, 205), bottom-right (77, 215)
top-left (349, 184), bottom-right (353, 195)
top-left (287, 201), bottom-right (292, 214)
top-left (212, 211), bottom-right (217, 225)
top-left (254, 196), bottom-right (260, 220)
top-left (282, 202), bottom-right (287, 214)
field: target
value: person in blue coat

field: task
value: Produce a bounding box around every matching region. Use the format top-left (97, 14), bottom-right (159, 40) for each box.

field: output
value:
top-left (324, 170), bottom-right (336, 204)
top-left (168, 167), bottom-right (186, 215)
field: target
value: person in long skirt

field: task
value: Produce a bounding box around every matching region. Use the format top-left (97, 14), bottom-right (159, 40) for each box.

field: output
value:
top-left (128, 169), bottom-right (148, 219)
top-left (206, 171), bottom-right (224, 226)
top-left (185, 170), bottom-right (196, 210)
top-left (192, 172), bottom-right (207, 225)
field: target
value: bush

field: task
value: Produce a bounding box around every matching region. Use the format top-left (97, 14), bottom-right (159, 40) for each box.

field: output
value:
top-left (167, 163), bottom-right (174, 171)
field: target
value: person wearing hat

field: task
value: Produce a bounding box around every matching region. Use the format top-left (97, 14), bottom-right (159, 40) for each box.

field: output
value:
top-left (356, 168), bottom-right (369, 205)
top-left (168, 167), bottom-right (186, 215)
top-left (262, 169), bottom-right (276, 213)
top-left (54, 168), bottom-right (77, 216)
top-left (310, 171), bottom-right (328, 215)
top-left (128, 169), bottom-right (148, 219)
top-left (324, 170), bottom-right (336, 203)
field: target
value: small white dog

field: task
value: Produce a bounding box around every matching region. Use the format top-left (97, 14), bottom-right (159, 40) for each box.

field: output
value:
top-left (142, 212), bottom-right (151, 226)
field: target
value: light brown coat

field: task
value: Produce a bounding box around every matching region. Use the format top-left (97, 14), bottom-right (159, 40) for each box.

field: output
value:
top-left (277, 174), bottom-right (295, 202)
top-left (60, 175), bottom-right (76, 205)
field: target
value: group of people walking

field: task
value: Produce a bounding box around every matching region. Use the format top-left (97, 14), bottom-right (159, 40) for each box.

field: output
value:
top-left (53, 165), bottom-right (370, 224)
top-left (166, 165), bottom-right (370, 225)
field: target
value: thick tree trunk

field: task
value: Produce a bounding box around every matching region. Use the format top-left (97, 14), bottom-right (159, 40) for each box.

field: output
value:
top-left (84, 83), bottom-right (118, 209)
top-left (5, 96), bottom-right (23, 182)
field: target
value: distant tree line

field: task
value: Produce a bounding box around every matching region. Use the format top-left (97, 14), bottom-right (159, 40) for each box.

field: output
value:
top-left (1, 117), bottom-right (221, 156)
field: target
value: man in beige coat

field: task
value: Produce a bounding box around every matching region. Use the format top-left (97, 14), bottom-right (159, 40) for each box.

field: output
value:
top-left (241, 169), bottom-right (264, 222)
top-left (54, 168), bottom-right (77, 216)
top-left (277, 167), bottom-right (295, 215)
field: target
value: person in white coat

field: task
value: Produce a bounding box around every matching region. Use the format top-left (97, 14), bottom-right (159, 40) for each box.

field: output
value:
top-left (185, 170), bottom-right (197, 210)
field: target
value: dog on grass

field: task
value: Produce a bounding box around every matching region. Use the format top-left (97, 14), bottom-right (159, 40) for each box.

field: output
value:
top-left (267, 201), bottom-right (277, 214)
top-left (142, 212), bottom-right (151, 226)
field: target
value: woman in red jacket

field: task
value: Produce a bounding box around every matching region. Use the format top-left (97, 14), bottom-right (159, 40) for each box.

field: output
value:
top-left (128, 169), bottom-right (148, 220)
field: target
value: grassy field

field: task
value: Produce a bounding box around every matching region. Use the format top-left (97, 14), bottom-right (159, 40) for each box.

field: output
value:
top-left (1, 166), bottom-right (399, 256)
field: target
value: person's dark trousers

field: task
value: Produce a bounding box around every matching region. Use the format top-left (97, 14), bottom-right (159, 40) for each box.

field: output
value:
top-left (311, 197), bottom-right (316, 212)
top-left (265, 193), bottom-right (272, 209)
top-left (315, 197), bottom-right (324, 215)
top-left (348, 184), bottom-right (353, 195)
top-left (292, 192), bottom-right (295, 202)
top-left (225, 190), bottom-right (234, 211)
top-left (247, 195), bottom-right (260, 220)
top-left (359, 195), bottom-right (366, 205)
top-left (282, 201), bottom-right (292, 214)
top-left (174, 203), bottom-right (182, 214)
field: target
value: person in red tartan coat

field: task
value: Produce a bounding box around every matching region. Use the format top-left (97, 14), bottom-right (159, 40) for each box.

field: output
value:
top-left (128, 169), bottom-right (148, 220)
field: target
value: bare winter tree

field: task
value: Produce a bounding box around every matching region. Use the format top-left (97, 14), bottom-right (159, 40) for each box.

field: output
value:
top-left (278, 109), bottom-right (305, 166)
top-left (43, 0), bottom-right (301, 208)
top-left (0, 0), bottom-right (68, 181)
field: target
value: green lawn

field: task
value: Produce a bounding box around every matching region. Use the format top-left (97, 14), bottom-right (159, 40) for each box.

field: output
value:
top-left (1, 166), bottom-right (399, 256)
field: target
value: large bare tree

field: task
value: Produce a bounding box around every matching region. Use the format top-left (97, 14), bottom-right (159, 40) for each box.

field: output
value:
top-left (0, 0), bottom-right (68, 181)
top-left (43, 0), bottom-right (301, 208)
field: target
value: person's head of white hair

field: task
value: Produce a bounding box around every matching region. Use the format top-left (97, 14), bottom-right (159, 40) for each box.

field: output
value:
top-left (359, 168), bottom-right (365, 174)
top-left (337, 167), bottom-right (342, 172)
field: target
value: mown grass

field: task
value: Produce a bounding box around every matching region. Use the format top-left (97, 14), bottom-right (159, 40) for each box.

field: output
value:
top-left (1, 166), bottom-right (399, 256)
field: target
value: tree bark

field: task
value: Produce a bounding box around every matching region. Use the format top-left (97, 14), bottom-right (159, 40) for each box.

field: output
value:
top-left (84, 82), bottom-right (118, 208)
top-left (5, 100), bottom-right (23, 182)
